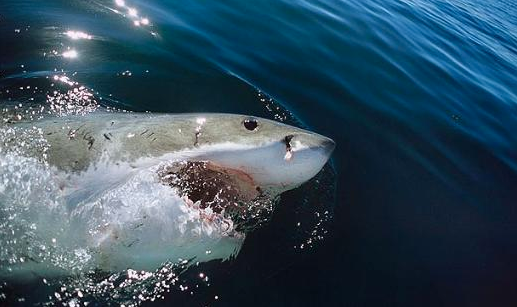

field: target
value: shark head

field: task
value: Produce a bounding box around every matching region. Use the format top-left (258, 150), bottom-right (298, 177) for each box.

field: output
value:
top-left (182, 114), bottom-right (335, 193)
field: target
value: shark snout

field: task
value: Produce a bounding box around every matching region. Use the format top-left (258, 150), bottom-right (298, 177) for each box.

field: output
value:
top-left (320, 137), bottom-right (336, 157)
top-left (288, 132), bottom-right (335, 158)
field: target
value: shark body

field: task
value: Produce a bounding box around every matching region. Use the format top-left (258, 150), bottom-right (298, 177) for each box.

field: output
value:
top-left (0, 112), bottom-right (334, 280)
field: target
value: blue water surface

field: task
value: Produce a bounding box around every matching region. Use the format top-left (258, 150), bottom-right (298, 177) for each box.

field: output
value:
top-left (1, 0), bottom-right (517, 306)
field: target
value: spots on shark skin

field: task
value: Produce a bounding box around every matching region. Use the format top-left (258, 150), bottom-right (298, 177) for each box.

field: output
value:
top-left (68, 129), bottom-right (77, 140)
top-left (194, 117), bottom-right (206, 147)
top-left (126, 239), bottom-right (139, 248)
top-left (194, 131), bottom-right (201, 146)
top-left (68, 123), bottom-right (86, 139)
top-left (85, 135), bottom-right (95, 150)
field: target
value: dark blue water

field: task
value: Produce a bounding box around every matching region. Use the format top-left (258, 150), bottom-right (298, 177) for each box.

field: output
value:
top-left (1, 0), bottom-right (517, 306)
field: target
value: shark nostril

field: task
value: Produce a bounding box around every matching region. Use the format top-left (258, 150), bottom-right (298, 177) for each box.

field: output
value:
top-left (284, 135), bottom-right (294, 151)
top-left (283, 135), bottom-right (294, 161)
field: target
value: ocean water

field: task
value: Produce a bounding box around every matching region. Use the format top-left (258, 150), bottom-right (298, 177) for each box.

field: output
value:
top-left (0, 0), bottom-right (516, 306)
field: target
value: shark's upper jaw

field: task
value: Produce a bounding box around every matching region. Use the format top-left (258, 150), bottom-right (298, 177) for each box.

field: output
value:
top-left (185, 134), bottom-right (335, 193)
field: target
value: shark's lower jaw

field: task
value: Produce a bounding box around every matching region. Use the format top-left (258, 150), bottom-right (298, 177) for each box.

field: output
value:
top-left (158, 160), bottom-right (278, 233)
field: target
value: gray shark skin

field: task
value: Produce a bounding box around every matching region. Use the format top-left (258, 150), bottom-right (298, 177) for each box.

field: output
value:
top-left (0, 112), bottom-right (335, 280)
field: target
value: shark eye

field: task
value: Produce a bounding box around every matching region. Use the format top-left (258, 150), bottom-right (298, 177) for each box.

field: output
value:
top-left (243, 118), bottom-right (258, 131)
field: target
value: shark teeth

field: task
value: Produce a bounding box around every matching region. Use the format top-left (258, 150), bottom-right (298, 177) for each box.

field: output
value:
top-left (158, 160), bottom-right (277, 233)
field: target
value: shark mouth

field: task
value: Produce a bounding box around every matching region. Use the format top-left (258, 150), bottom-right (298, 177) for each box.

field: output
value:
top-left (158, 161), bottom-right (278, 233)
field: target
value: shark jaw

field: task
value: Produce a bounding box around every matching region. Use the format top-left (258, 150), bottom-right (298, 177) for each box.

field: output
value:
top-left (175, 135), bottom-right (336, 194)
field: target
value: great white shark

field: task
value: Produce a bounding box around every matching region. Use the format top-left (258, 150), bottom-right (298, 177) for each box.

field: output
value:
top-left (0, 112), bottom-right (334, 280)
